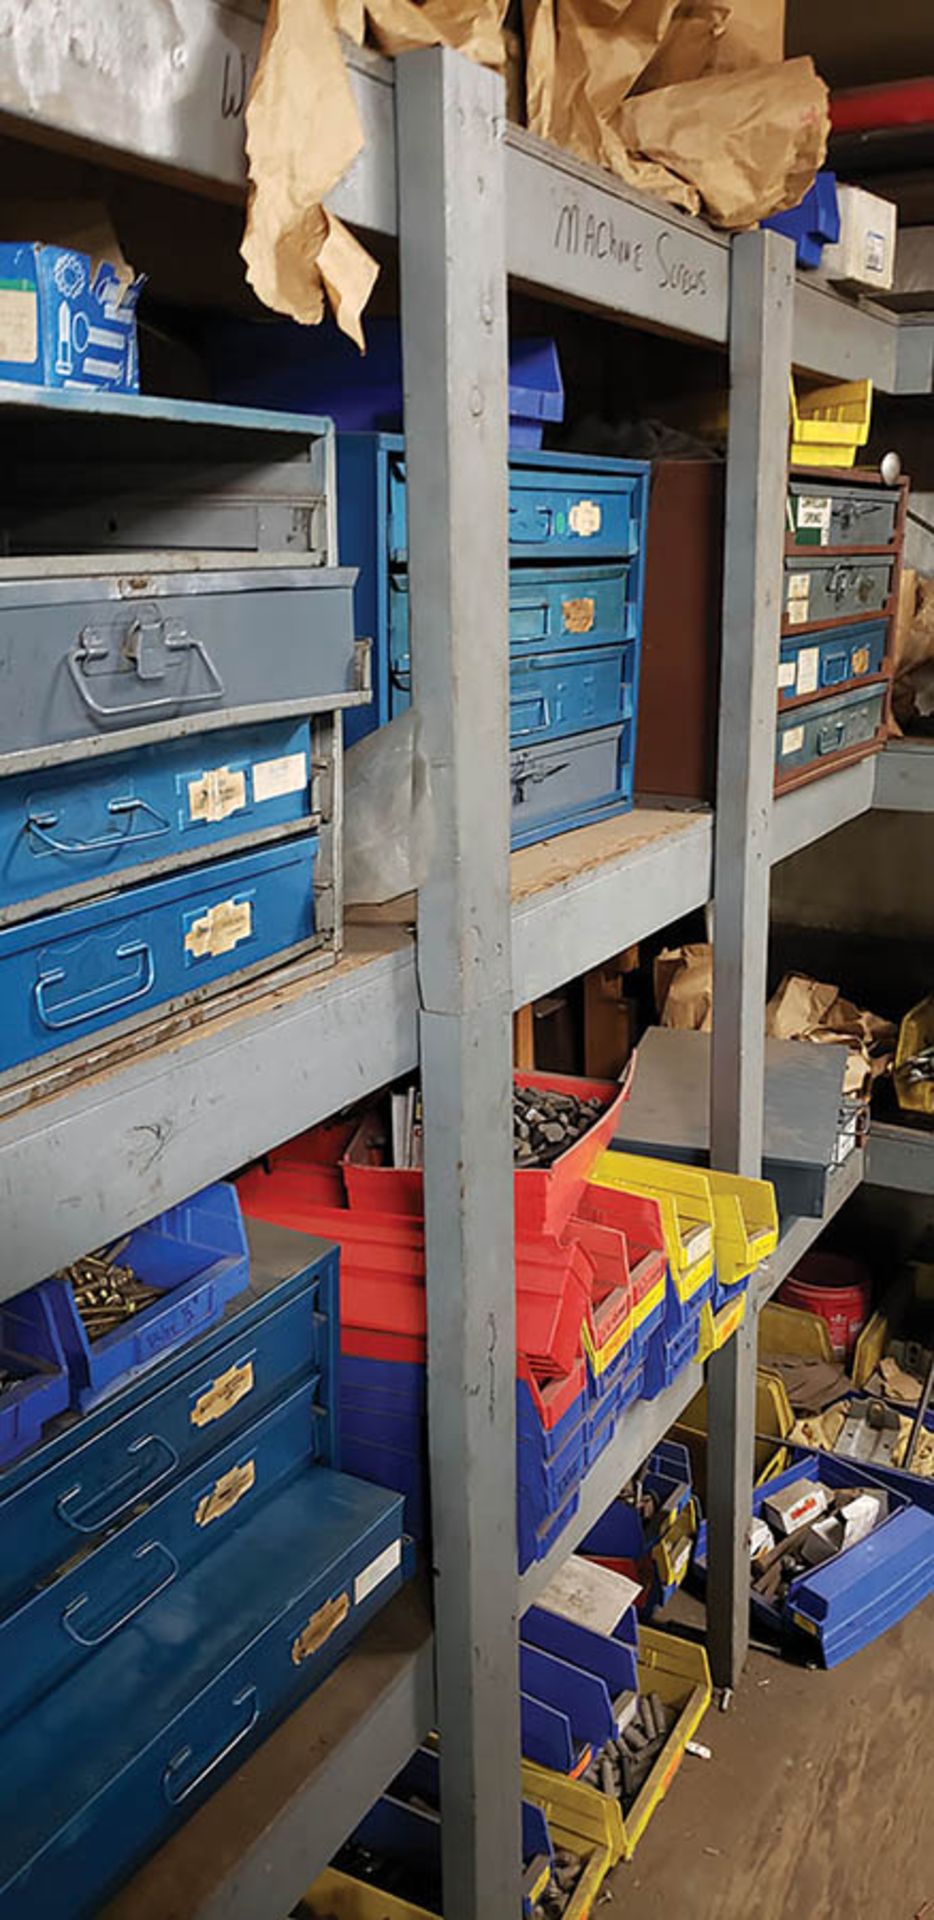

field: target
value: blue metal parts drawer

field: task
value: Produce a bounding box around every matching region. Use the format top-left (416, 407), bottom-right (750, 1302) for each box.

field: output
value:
top-left (0, 835), bottom-right (318, 1080)
top-left (775, 680), bottom-right (888, 787)
top-left (777, 618), bottom-right (889, 706)
top-left (0, 717), bottom-right (316, 923)
top-left (0, 564), bottom-right (363, 775)
top-left (0, 1466), bottom-right (408, 1918)
top-left (387, 446), bottom-right (648, 564)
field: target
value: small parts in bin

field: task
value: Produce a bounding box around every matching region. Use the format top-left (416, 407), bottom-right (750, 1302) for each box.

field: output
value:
top-left (532, 1847), bottom-right (586, 1920)
top-left (580, 1690), bottom-right (677, 1810)
top-left (898, 1043), bottom-right (934, 1089)
top-left (751, 1477), bottom-right (886, 1602)
top-left (56, 1241), bottom-right (161, 1342)
top-left (515, 1085), bottom-right (605, 1168)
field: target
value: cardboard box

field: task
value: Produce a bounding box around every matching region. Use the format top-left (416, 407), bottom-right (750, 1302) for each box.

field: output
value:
top-left (763, 1477), bottom-right (829, 1536)
top-left (823, 187), bottom-right (897, 293)
top-left (0, 243), bottom-right (142, 392)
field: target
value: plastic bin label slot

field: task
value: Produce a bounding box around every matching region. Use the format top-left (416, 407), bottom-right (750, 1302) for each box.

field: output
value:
top-left (291, 1589), bottom-right (350, 1664)
top-left (194, 1457), bottom-right (256, 1528)
top-left (184, 896), bottom-right (252, 960)
top-left (355, 1537), bottom-right (403, 1604)
top-left (187, 765), bottom-right (247, 825)
top-left (190, 1358), bottom-right (255, 1428)
top-left (562, 597), bottom-right (596, 634)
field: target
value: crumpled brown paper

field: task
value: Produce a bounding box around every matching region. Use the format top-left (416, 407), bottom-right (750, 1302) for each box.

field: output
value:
top-left (634, 0), bottom-right (730, 94)
top-left (361, 0), bottom-right (508, 65)
top-left (655, 943), bottom-right (713, 1032)
top-left (766, 973), bottom-right (897, 1099)
top-left (241, 0), bottom-right (378, 348)
top-left (892, 572), bottom-right (934, 736)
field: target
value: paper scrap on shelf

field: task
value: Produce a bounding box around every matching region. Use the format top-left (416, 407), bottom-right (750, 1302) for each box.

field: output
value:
top-left (537, 1553), bottom-right (641, 1634)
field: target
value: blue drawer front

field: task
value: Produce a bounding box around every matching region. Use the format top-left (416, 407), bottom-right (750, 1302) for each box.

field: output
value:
top-left (509, 645), bottom-right (634, 745)
top-left (778, 619), bottom-right (888, 706)
top-left (0, 1380), bottom-right (319, 1725)
top-left (0, 836), bottom-right (316, 1074)
top-left (0, 1244), bottom-right (338, 1614)
top-left (510, 722), bottom-right (632, 847)
top-left (0, 1467), bottom-right (407, 1918)
top-left (389, 451), bottom-right (647, 562)
top-left (775, 682), bottom-right (887, 774)
top-left (0, 719), bottom-right (314, 920)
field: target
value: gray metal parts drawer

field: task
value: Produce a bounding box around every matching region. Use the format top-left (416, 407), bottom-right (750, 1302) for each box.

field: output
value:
top-left (0, 565), bottom-right (364, 774)
top-left (787, 479), bottom-right (901, 551)
top-left (782, 554), bottom-right (894, 629)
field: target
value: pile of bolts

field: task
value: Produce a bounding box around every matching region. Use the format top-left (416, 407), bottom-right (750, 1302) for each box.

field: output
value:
top-left (56, 1240), bottom-right (161, 1341)
top-left (582, 1690), bottom-right (676, 1808)
top-left (530, 1847), bottom-right (585, 1919)
top-left (513, 1086), bottom-right (605, 1167)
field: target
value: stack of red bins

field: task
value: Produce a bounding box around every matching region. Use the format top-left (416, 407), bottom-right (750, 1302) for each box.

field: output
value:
top-left (238, 1069), bottom-right (667, 1572)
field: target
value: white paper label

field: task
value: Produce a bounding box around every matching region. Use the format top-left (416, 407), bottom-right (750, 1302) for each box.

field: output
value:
top-left (865, 231), bottom-right (886, 274)
top-left (787, 571), bottom-right (810, 599)
top-left (188, 765), bottom-right (247, 824)
top-left (684, 1224), bottom-right (713, 1262)
top-left (354, 1538), bottom-right (402, 1606)
top-left (252, 750), bottom-right (308, 804)
top-left (781, 725), bottom-right (805, 756)
top-left (787, 600), bottom-right (810, 626)
top-left (0, 287), bottom-right (38, 365)
top-left (778, 662), bottom-right (796, 690)
top-left (568, 499), bottom-right (602, 537)
top-left (797, 496), bottom-right (831, 535)
top-left (538, 1554), bottom-right (641, 1634)
top-left (796, 646), bottom-right (820, 696)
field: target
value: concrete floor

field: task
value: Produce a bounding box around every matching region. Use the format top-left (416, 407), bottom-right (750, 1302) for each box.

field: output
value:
top-left (605, 1594), bottom-right (934, 1920)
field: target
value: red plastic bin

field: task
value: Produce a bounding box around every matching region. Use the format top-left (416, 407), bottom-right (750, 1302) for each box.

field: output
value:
top-left (340, 1064), bottom-right (635, 1236)
top-left (257, 1118), bottom-right (357, 1209)
top-left (779, 1252), bottom-right (871, 1362)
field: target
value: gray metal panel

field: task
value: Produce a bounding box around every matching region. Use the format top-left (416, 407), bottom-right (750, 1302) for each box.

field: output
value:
top-left (783, 554), bottom-right (893, 623)
top-left (873, 740), bottom-right (934, 812)
top-left (866, 1121), bottom-right (934, 1194)
top-left (752, 1148), bottom-right (866, 1310)
top-left (510, 725), bottom-right (622, 828)
top-left (397, 48), bottom-right (521, 1920)
top-left (708, 229), bottom-right (793, 1690)
top-left (771, 755), bottom-right (876, 861)
top-left (793, 279), bottom-right (900, 389)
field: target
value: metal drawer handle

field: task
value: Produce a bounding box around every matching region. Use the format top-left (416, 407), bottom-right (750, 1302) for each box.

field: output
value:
top-left (67, 618), bottom-right (225, 720)
top-left (55, 1434), bottom-right (181, 1534)
top-left (512, 757), bottom-right (568, 803)
top-left (827, 564), bottom-right (853, 602)
top-left (390, 654), bottom-right (412, 694)
top-left (26, 795), bottom-right (171, 856)
top-left (35, 938), bottom-right (155, 1031)
top-left (162, 1686), bottom-right (260, 1805)
top-left (61, 1540), bottom-right (179, 1647)
top-left (510, 694), bottom-right (552, 736)
top-left (817, 721), bottom-right (846, 755)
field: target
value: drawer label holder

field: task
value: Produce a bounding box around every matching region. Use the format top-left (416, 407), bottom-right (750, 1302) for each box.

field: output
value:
top-left (195, 1458), bottom-right (257, 1528)
top-left (291, 1591), bottom-right (350, 1664)
top-left (190, 1359), bottom-right (255, 1429)
top-left (568, 500), bottom-right (602, 537)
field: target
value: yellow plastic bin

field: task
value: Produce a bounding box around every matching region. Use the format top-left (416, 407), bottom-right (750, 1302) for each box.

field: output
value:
top-left (895, 997), bottom-right (934, 1115)
top-left (704, 1169), bottom-right (778, 1289)
top-left (520, 1766), bottom-right (614, 1918)
top-left (759, 1299), bottom-right (834, 1364)
top-left (695, 1287), bottom-right (748, 1365)
top-left (674, 1372), bottom-right (793, 1502)
top-left (522, 1626), bottom-right (712, 1867)
top-left (302, 1871), bottom-right (435, 1919)
top-left (590, 1151), bottom-right (715, 1305)
top-left (852, 1308), bottom-right (889, 1388)
top-left (651, 1495), bottom-right (699, 1594)
top-left (789, 377), bottom-right (872, 468)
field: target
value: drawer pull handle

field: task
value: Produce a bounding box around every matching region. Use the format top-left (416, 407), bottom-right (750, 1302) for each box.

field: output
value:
top-left (67, 619), bottom-right (225, 720)
top-left (61, 1540), bottom-right (179, 1646)
top-left (390, 655), bottom-right (411, 695)
top-left (35, 939), bottom-right (156, 1031)
top-left (512, 757), bottom-right (568, 804)
top-left (510, 694), bottom-right (552, 737)
top-left (162, 1686), bottom-right (260, 1805)
top-left (55, 1434), bottom-right (180, 1533)
top-left (817, 721), bottom-right (846, 755)
top-left (26, 795), bottom-right (171, 856)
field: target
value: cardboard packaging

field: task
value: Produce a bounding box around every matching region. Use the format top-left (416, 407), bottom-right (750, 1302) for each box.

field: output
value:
top-left (823, 186), bottom-right (897, 293)
top-left (0, 242), bottom-right (142, 392)
top-left (763, 1477), bottom-right (829, 1536)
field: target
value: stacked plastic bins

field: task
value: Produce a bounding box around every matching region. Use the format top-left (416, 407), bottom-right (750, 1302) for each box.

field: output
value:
top-left (0, 1209), bottom-right (412, 1913)
top-left (337, 433), bottom-right (649, 843)
top-left (578, 1441), bottom-right (700, 1616)
top-left (776, 458), bottom-right (907, 794)
top-left (238, 1068), bottom-right (670, 1573)
top-left (0, 395), bottom-right (367, 1097)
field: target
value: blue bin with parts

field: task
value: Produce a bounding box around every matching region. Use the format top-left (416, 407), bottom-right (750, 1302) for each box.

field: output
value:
top-left (642, 1313), bottom-right (700, 1402)
top-left (520, 1638), bottom-right (617, 1772)
top-left (42, 1182), bottom-right (250, 1409)
top-left (0, 1465), bottom-right (409, 1919)
top-left (695, 1451), bottom-right (934, 1668)
top-left (0, 834), bottom-right (318, 1078)
top-left (341, 1766), bottom-right (552, 1916)
top-left (0, 718), bottom-right (315, 923)
top-left (522, 1602), bottom-right (638, 1703)
top-left (0, 1287), bottom-right (70, 1467)
top-left (777, 617), bottom-right (888, 708)
top-left (0, 1220), bottom-right (339, 1614)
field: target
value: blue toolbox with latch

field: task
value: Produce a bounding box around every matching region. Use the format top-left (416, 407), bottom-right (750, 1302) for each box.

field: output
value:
top-left (0, 716), bottom-right (316, 924)
top-left (0, 1217), bottom-right (338, 1617)
top-left (0, 1464), bottom-right (409, 1918)
top-left (782, 552), bottom-right (895, 629)
top-left (0, 834), bottom-right (318, 1080)
top-left (774, 677), bottom-right (889, 790)
top-left (777, 617), bottom-right (888, 707)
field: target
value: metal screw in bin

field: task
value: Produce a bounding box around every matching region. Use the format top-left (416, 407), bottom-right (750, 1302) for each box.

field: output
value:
top-left (56, 1238), bottom-right (161, 1341)
top-left (514, 1087), bottom-right (605, 1167)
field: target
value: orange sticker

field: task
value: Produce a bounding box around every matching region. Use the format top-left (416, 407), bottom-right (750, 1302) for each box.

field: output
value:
top-left (291, 1592), bottom-right (350, 1664)
top-left (852, 646), bottom-right (870, 676)
top-left (562, 596), bottom-right (596, 634)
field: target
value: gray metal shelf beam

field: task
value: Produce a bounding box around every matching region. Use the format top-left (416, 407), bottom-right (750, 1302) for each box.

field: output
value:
top-left (771, 757), bottom-right (878, 865)
top-left (874, 740), bottom-right (934, 813)
top-left (866, 1121), bottom-right (934, 1194)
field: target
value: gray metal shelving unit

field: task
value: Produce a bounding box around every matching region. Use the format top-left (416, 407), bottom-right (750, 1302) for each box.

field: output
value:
top-left (2, 9), bottom-right (934, 1916)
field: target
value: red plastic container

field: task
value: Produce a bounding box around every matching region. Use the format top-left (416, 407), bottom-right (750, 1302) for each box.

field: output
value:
top-left (517, 1354), bottom-right (586, 1429)
top-left (340, 1065), bottom-right (635, 1236)
top-left (779, 1252), bottom-right (872, 1362)
top-left (343, 1326), bottom-right (426, 1366)
top-left (576, 1184), bottom-right (668, 1317)
top-left (258, 1118), bottom-right (357, 1210)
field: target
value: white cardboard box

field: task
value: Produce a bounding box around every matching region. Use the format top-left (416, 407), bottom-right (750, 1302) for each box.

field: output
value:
top-left (823, 186), bottom-right (898, 293)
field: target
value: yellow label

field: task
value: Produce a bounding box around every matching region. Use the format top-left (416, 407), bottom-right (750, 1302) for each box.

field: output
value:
top-left (291, 1591), bottom-right (350, 1664)
top-left (187, 765), bottom-right (247, 824)
top-left (562, 595), bottom-right (596, 634)
top-left (568, 499), bottom-right (602, 537)
top-left (195, 1458), bottom-right (256, 1527)
top-left (851, 646), bottom-right (870, 676)
top-left (0, 287), bottom-right (38, 365)
top-left (190, 1359), bottom-right (255, 1429)
top-left (184, 897), bottom-right (252, 960)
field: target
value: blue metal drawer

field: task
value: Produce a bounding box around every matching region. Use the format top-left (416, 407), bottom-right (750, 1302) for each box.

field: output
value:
top-left (778, 618), bottom-right (888, 706)
top-left (0, 718), bottom-right (314, 924)
top-left (0, 565), bottom-right (361, 776)
top-left (0, 1228), bottom-right (338, 1615)
top-left (388, 450), bottom-right (647, 562)
top-left (510, 722), bottom-right (632, 847)
top-left (509, 645), bottom-right (634, 745)
top-left (0, 836), bottom-right (317, 1079)
top-left (775, 680), bottom-right (888, 778)
top-left (0, 1467), bottom-right (408, 1918)
top-left (0, 1379), bottom-right (319, 1726)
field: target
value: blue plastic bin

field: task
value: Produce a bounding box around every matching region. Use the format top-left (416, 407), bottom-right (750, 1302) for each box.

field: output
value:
top-left (763, 172), bottom-right (840, 269)
top-left (642, 1315), bottom-right (698, 1401)
top-left (0, 1288), bottom-right (70, 1466)
top-left (43, 1182), bottom-right (250, 1410)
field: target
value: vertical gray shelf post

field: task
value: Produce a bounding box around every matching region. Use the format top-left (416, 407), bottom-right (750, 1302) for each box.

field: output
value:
top-left (397, 48), bottom-right (522, 1920)
top-left (707, 228), bottom-right (794, 1689)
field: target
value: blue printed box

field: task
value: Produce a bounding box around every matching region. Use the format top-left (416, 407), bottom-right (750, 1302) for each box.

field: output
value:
top-left (0, 243), bottom-right (142, 392)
